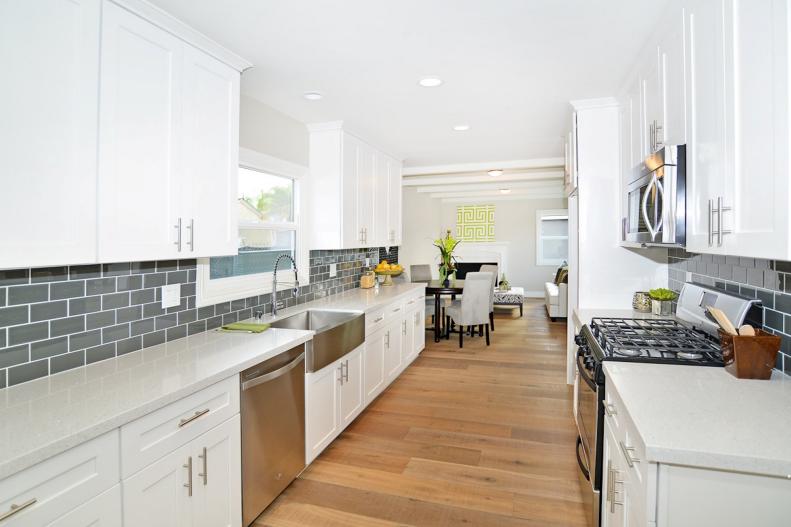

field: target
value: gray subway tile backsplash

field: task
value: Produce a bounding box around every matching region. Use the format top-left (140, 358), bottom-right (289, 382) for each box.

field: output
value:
top-left (0, 247), bottom-right (393, 387)
top-left (668, 248), bottom-right (791, 374)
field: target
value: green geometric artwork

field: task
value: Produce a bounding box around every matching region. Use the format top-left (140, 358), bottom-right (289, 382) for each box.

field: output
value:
top-left (456, 205), bottom-right (495, 241)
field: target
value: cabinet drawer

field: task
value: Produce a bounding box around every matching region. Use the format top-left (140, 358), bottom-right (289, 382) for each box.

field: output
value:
top-left (365, 308), bottom-right (386, 335)
top-left (404, 292), bottom-right (424, 312)
top-left (385, 300), bottom-right (405, 320)
top-left (0, 431), bottom-right (119, 527)
top-left (47, 484), bottom-right (121, 527)
top-left (120, 376), bottom-right (239, 478)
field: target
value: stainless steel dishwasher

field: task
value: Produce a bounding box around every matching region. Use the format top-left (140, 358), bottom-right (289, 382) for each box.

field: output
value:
top-left (240, 344), bottom-right (306, 526)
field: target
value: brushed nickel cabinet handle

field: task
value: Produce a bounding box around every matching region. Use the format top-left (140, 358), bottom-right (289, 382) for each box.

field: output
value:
top-left (0, 498), bottom-right (37, 522)
top-left (619, 440), bottom-right (640, 467)
top-left (198, 447), bottom-right (208, 486)
top-left (183, 456), bottom-right (193, 497)
top-left (402, 320), bottom-right (407, 335)
top-left (179, 408), bottom-right (210, 428)
top-left (338, 365), bottom-right (344, 386)
top-left (343, 360), bottom-right (349, 382)
top-left (174, 217), bottom-right (182, 251)
top-left (603, 402), bottom-right (617, 417)
top-left (708, 199), bottom-right (715, 247)
top-left (374, 316), bottom-right (384, 323)
top-left (187, 218), bottom-right (194, 252)
top-left (717, 196), bottom-right (732, 247)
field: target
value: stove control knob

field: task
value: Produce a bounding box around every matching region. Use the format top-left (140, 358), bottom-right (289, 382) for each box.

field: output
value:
top-left (574, 334), bottom-right (586, 346)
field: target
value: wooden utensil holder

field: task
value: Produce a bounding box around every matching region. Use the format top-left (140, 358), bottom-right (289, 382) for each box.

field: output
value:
top-left (719, 329), bottom-right (781, 380)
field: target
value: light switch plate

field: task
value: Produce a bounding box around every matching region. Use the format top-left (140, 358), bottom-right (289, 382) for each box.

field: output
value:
top-left (161, 284), bottom-right (181, 308)
top-left (365, 257), bottom-right (371, 267)
top-left (329, 263), bottom-right (337, 277)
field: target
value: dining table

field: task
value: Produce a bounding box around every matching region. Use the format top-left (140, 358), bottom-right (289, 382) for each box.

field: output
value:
top-left (419, 279), bottom-right (465, 342)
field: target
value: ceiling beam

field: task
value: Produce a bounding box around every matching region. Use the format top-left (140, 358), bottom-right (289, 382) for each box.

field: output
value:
top-left (402, 157), bottom-right (565, 176)
top-left (428, 189), bottom-right (565, 199)
top-left (416, 180), bottom-right (563, 194)
top-left (440, 194), bottom-right (567, 204)
top-left (402, 170), bottom-right (563, 187)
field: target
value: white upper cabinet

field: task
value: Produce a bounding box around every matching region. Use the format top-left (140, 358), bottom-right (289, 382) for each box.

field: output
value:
top-left (0, 0), bottom-right (248, 269)
top-left (684, 0), bottom-right (790, 258)
top-left (98, 1), bottom-right (184, 262)
top-left (308, 122), bottom-right (403, 249)
top-left (659, 13), bottom-right (687, 147)
top-left (0, 0), bottom-right (101, 269)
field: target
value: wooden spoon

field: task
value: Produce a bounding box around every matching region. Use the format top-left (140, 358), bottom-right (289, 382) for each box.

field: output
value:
top-left (706, 306), bottom-right (738, 336)
top-left (738, 324), bottom-right (756, 336)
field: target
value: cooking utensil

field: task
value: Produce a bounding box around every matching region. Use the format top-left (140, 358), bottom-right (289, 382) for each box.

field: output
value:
top-left (706, 306), bottom-right (738, 336)
top-left (738, 324), bottom-right (756, 336)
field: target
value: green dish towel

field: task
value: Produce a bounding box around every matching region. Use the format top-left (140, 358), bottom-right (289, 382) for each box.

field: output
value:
top-left (220, 322), bottom-right (270, 333)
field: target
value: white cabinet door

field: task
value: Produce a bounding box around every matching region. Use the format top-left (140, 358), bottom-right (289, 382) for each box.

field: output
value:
top-left (402, 313), bottom-right (415, 367)
top-left (384, 320), bottom-right (403, 383)
top-left (387, 156), bottom-right (403, 246)
top-left (641, 50), bottom-right (662, 155)
top-left (340, 132), bottom-right (361, 248)
top-left (339, 345), bottom-right (365, 428)
top-left (372, 153), bottom-right (390, 247)
top-left (182, 45), bottom-right (240, 258)
top-left (626, 77), bottom-right (644, 179)
top-left (413, 307), bottom-right (426, 356)
top-left (123, 442), bottom-right (193, 527)
top-left (98, 0), bottom-right (183, 262)
top-left (659, 13), bottom-right (686, 147)
top-left (305, 362), bottom-right (341, 463)
top-left (601, 419), bottom-right (628, 527)
top-left (356, 142), bottom-right (375, 247)
top-left (0, 0), bottom-right (100, 269)
top-left (194, 416), bottom-right (242, 527)
top-left (683, 0), bottom-right (730, 254)
top-left (363, 328), bottom-right (386, 404)
top-left (47, 485), bottom-right (121, 527)
top-left (719, 0), bottom-right (789, 259)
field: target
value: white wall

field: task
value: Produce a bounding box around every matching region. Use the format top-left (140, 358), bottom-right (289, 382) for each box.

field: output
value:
top-left (400, 187), bottom-right (568, 294)
top-left (239, 95), bottom-right (308, 166)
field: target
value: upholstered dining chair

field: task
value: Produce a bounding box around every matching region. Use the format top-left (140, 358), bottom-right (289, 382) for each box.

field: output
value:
top-left (445, 272), bottom-right (492, 348)
top-left (411, 264), bottom-right (442, 329)
top-left (479, 264), bottom-right (498, 331)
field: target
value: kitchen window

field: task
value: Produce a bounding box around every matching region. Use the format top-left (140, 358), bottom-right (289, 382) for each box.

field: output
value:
top-left (197, 148), bottom-right (309, 306)
top-left (536, 209), bottom-right (569, 266)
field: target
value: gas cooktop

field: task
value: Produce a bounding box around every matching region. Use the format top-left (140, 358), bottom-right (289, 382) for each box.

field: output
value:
top-left (589, 317), bottom-right (723, 366)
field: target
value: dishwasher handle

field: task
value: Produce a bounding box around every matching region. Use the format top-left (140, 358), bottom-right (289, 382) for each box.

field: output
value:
top-left (242, 352), bottom-right (305, 391)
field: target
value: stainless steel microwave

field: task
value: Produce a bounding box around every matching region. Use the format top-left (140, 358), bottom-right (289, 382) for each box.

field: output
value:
top-left (623, 145), bottom-right (686, 246)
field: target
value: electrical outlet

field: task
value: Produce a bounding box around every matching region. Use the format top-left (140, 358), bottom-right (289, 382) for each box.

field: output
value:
top-left (329, 263), bottom-right (337, 277)
top-left (365, 257), bottom-right (371, 267)
top-left (161, 284), bottom-right (181, 308)
top-left (685, 271), bottom-right (692, 283)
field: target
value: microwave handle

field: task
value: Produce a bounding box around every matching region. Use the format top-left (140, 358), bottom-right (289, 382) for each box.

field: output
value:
top-left (654, 177), bottom-right (665, 236)
top-left (640, 174), bottom-right (665, 241)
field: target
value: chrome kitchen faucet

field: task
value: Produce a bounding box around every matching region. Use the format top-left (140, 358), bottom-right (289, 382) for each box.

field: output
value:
top-left (272, 254), bottom-right (299, 316)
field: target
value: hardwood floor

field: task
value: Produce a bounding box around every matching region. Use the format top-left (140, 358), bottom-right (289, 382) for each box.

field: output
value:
top-left (255, 300), bottom-right (587, 526)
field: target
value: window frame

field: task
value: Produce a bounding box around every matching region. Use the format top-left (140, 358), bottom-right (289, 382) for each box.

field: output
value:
top-left (535, 209), bottom-right (569, 267)
top-left (196, 148), bottom-right (309, 307)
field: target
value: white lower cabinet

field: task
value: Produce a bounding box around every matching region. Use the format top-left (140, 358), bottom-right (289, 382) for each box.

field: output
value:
top-left (305, 344), bottom-right (364, 464)
top-left (47, 485), bottom-right (122, 527)
top-left (0, 431), bottom-right (120, 527)
top-left (123, 414), bottom-right (241, 527)
top-left (384, 319), bottom-right (403, 384)
top-left (363, 327), bottom-right (387, 404)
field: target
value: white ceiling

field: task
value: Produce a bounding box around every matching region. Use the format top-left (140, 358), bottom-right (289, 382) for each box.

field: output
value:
top-left (151, 0), bottom-right (666, 167)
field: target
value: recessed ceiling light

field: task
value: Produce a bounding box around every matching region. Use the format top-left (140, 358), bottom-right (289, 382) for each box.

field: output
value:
top-left (499, 189), bottom-right (511, 194)
top-left (303, 91), bottom-right (323, 100)
top-left (453, 124), bottom-right (470, 132)
top-left (488, 169), bottom-right (503, 177)
top-left (419, 77), bottom-right (443, 87)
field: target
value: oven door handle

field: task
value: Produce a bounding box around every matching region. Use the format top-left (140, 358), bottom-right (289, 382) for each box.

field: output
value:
top-left (576, 351), bottom-right (597, 391)
top-left (576, 436), bottom-right (591, 482)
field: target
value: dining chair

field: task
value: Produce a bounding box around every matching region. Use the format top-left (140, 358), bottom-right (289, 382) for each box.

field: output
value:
top-left (445, 272), bottom-right (492, 348)
top-left (479, 264), bottom-right (498, 331)
top-left (411, 264), bottom-right (442, 330)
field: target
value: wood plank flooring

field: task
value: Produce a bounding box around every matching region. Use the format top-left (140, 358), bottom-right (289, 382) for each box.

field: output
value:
top-left (255, 299), bottom-right (587, 526)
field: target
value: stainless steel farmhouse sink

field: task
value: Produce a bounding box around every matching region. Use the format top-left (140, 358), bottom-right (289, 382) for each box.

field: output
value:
top-left (270, 309), bottom-right (364, 372)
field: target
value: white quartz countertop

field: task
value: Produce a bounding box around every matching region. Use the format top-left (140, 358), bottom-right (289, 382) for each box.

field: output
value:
top-left (0, 283), bottom-right (426, 480)
top-left (604, 361), bottom-right (791, 478)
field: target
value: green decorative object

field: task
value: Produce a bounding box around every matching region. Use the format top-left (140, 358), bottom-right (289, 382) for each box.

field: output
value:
top-left (498, 273), bottom-right (510, 292)
top-left (434, 230), bottom-right (460, 286)
top-left (648, 288), bottom-right (678, 316)
top-left (456, 205), bottom-right (495, 241)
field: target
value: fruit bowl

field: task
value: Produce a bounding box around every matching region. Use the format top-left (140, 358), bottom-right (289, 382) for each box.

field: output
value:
top-left (374, 269), bottom-right (402, 286)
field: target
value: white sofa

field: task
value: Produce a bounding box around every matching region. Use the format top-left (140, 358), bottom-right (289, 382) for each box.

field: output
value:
top-left (544, 281), bottom-right (568, 321)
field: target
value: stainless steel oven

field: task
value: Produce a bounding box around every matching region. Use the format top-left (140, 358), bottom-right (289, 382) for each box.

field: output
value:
top-left (624, 145), bottom-right (686, 246)
top-left (575, 330), bottom-right (603, 527)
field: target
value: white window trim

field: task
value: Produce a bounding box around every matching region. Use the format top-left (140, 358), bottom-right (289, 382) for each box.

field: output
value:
top-left (536, 209), bottom-right (569, 267)
top-left (197, 148), bottom-right (309, 307)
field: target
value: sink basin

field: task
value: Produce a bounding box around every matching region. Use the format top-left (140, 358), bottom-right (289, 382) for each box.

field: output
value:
top-left (270, 309), bottom-right (364, 372)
